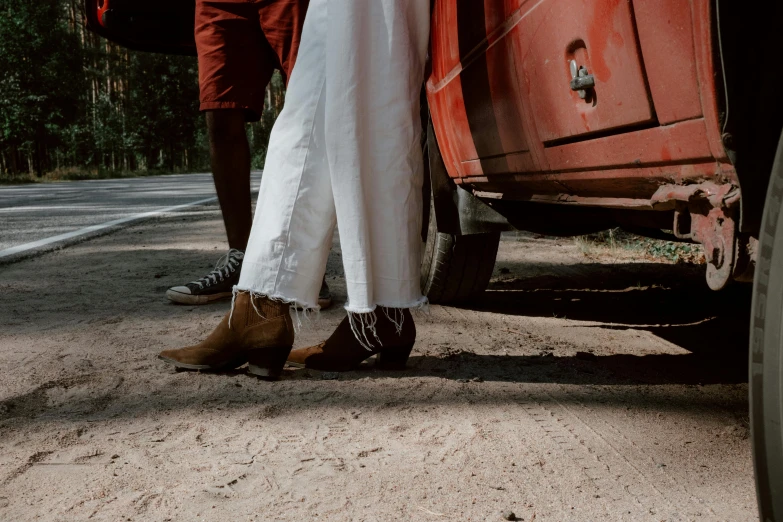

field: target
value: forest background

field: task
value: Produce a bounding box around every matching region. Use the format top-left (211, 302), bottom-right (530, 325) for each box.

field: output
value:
top-left (0, 0), bottom-right (284, 182)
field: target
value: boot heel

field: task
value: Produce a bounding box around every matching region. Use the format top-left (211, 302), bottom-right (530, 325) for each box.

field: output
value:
top-left (247, 346), bottom-right (292, 379)
top-left (376, 343), bottom-right (414, 371)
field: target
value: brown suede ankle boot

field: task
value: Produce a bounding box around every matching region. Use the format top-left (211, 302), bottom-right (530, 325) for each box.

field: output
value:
top-left (159, 292), bottom-right (294, 378)
top-left (287, 308), bottom-right (415, 372)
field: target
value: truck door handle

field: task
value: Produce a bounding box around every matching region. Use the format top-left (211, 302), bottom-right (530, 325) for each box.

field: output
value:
top-left (569, 60), bottom-right (595, 99)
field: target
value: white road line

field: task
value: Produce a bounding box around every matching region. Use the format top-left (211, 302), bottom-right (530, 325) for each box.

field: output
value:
top-left (0, 196), bottom-right (217, 260)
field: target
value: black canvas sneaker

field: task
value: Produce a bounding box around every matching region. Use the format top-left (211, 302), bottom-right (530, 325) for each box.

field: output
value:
top-left (166, 249), bottom-right (244, 305)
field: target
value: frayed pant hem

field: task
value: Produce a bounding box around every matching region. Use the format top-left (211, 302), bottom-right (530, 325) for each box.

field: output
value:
top-left (344, 297), bottom-right (428, 352)
top-left (230, 286), bottom-right (319, 332)
top-left (343, 296), bottom-right (430, 315)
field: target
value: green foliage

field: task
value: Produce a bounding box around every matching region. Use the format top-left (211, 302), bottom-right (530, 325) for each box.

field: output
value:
top-left (126, 51), bottom-right (202, 170)
top-left (0, 0), bottom-right (85, 174)
top-left (0, 0), bottom-right (284, 179)
top-left (249, 72), bottom-right (286, 169)
top-left (643, 238), bottom-right (702, 263)
top-left (576, 228), bottom-right (705, 264)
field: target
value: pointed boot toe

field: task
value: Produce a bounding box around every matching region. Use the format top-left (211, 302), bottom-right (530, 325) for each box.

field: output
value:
top-left (158, 345), bottom-right (223, 370)
top-left (286, 343), bottom-right (324, 368)
top-left (158, 292), bottom-right (295, 378)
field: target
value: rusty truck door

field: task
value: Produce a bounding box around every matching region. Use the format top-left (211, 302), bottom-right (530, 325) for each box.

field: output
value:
top-left (428, 0), bottom-right (656, 177)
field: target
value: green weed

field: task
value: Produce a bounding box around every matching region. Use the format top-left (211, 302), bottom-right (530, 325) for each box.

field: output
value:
top-left (575, 228), bottom-right (704, 264)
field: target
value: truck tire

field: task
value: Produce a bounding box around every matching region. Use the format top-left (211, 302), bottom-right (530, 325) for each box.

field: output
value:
top-left (750, 130), bottom-right (783, 521)
top-left (418, 118), bottom-right (501, 306)
top-left (420, 197), bottom-right (500, 304)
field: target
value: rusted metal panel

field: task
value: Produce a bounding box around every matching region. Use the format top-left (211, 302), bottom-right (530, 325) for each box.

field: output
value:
top-left (428, 0), bottom-right (538, 178)
top-left (632, 0), bottom-right (702, 124)
top-left (689, 206), bottom-right (737, 290)
top-left (428, 1), bottom-right (475, 179)
top-left (650, 181), bottom-right (740, 209)
top-left (455, 2), bottom-right (521, 174)
top-left (427, 0), bottom-right (729, 197)
top-left (426, 0), bottom-right (748, 291)
top-left (456, 161), bottom-right (736, 199)
top-left (462, 151), bottom-right (537, 177)
top-left (518, 0), bottom-right (654, 143)
top-left (500, 11), bottom-right (552, 171)
top-left (430, 1), bottom-right (461, 84)
top-left (472, 180), bottom-right (739, 214)
top-left (429, 0), bottom-right (554, 178)
top-left (691, 0), bottom-right (729, 162)
top-left (428, 77), bottom-right (474, 179)
top-left (484, 0), bottom-right (531, 32)
top-left (461, 159), bottom-right (485, 177)
top-left (480, 0), bottom-right (544, 174)
top-left (652, 181), bottom-right (745, 290)
top-left (503, 194), bottom-right (661, 209)
top-left (545, 118), bottom-right (713, 171)
top-left (482, 28), bottom-right (533, 171)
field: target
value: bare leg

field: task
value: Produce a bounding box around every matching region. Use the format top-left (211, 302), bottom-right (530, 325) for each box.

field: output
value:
top-left (167, 108), bottom-right (331, 307)
top-left (206, 110), bottom-right (252, 252)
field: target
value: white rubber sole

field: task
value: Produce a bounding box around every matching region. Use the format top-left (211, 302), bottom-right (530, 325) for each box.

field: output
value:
top-left (157, 354), bottom-right (243, 371)
top-left (247, 364), bottom-right (275, 377)
top-left (166, 289), bottom-right (232, 305)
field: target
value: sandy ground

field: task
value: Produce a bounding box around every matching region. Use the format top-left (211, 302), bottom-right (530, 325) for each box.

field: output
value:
top-left (0, 204), bottom-right (756, 521)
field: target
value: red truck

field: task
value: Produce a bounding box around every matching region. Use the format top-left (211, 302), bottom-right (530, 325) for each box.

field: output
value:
top-left (86, 0), bottom-right (783, 517)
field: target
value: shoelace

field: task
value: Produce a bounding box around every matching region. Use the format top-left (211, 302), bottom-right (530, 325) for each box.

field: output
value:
top-left (190, 249), bottom-right (244, 289)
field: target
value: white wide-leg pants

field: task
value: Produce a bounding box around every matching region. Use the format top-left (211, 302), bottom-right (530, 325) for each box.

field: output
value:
top-left (237, 0), bottom-right (431, 315)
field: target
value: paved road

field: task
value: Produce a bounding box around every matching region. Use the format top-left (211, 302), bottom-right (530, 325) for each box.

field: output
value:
top-left (0, 172), bottom-right (261, 261)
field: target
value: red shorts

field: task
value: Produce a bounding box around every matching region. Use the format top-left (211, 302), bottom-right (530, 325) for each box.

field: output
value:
top-left (195, 0), bottom-right (308, 122)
